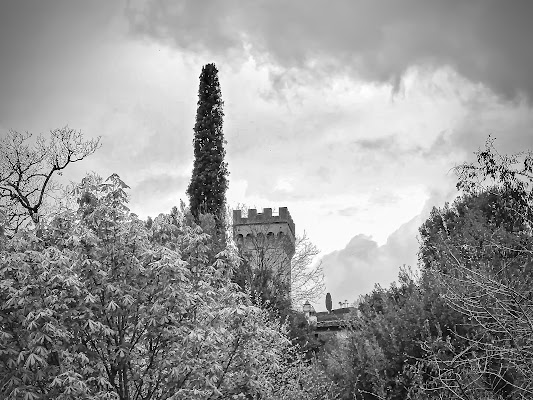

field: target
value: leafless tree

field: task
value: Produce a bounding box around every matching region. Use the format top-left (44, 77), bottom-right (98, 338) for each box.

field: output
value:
top-left (417, 139), bottom-right (533, 399)
top-left (230, 207), bottom-right (325, 310)
top-left (422, 253), bottom-right (533, 400)
top-left (290, 233), bottom-right (325, 307)
top-left (0, 127), bottom-right (100, 235)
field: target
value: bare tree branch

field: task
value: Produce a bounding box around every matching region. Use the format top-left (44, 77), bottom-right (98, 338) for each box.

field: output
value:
top-left (0, 126), bottom-right (100, 235)
top-left (230, 206), bottom-right (325, 311)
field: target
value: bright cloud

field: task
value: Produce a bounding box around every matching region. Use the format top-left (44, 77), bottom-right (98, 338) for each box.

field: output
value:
top-left (1, 0), bottom-right (533, 308)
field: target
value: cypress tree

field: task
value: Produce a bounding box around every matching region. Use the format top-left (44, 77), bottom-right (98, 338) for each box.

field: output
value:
top-left (326, 292), bottom-right (332, 313)
top-left (187, 63), bottom-right (228, 231)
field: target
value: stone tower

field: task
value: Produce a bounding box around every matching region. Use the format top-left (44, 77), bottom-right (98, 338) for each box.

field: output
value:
top-left (233, 207), bottom-right (296, 300)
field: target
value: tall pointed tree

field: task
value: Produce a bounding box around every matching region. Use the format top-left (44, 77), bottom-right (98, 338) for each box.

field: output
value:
top-left (325, 292), bottom-right (332, 313)
top-left (187, 63), bottom-right (228, 232)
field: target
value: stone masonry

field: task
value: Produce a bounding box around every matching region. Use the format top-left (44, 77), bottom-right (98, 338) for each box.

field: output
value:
top-left (232, 207), bottom-right (296, 300)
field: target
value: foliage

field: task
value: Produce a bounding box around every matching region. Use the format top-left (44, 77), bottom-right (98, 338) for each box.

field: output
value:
top-left (421, 266), bottom-right (533, 399)
top-left (418, 139), bottom-right (533, 399)
top-left (187, 63), bottom-right (228, 234)
top-left (455, 136), bottom-right (533, 207)
top-left (232, 221), bottom-right (324, 313)
top-left (277, 138), bottom-right (533, 400)
top-left (0, 127), bottom-right (100, 235)
top-left (326, 293), bottom-right (332, 313)
top-left (318, 266), bottom-right (472, 400)
top-left (232, 224), bottom-right (325, 356)
top-left (271, 357), bottom-right (341, 400)
top-left (418, 188), bottom-right (532, 276)
top-left (323, 271), bottom-right (413, 399)
top-left (286, 310), bottom-right (324, 359)
top-left (234, 251), bottom-right (292, 319)
top-left (0, 173), bottom-right (331, 400)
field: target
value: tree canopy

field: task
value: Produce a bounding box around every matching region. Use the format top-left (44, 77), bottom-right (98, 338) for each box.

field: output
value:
top-left (187, 63), bottom-right (228, 234)
top-left (0, 173), bottom-right (336, 400)
top-left (317, 139), bottom-right (533, 400)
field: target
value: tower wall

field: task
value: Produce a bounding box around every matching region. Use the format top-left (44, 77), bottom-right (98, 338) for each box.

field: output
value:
top-left (233, 207), bottom-right (296, 300)
top-left (233, 207), bottom-right (295, 239)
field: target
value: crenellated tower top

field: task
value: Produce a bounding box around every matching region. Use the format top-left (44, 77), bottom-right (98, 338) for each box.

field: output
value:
top-left (232, 207), bottom-right (296, 303)
top-left (232, 207), bottom-right (295, 239)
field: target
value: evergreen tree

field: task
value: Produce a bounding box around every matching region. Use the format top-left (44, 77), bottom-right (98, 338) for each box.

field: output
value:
top-left (187, 63), bottom-right (228, 233)
top-left (0, 173), bottom-right (336, 399)
top-left (325, 292), bottom-right (332, 313)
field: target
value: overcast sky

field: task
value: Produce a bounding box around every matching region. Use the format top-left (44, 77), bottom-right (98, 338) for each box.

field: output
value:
top-left (2, 0), bottom-right (533, 309)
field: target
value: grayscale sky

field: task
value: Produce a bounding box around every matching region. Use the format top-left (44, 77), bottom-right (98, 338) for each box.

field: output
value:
top-left (2, 0), bottom-right (533, 309)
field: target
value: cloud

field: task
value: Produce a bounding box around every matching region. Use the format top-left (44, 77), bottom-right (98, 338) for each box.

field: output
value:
top-left (320, 189), bottom-right (452, 307)
top-left (129, 173), bottom-right (189, 218)
top-left (336, 207), bottom-right (360, 217)
top-left (321, 228), bottom-right (417, 307)
top-left (355, 135), bottom-right (397, 151)
top-left (224, 65), bottom-right (476, 207)
top-left (126, 0), bottom-right (533, 101)
top-left (2, 0), bottom-right (533, 273)
top-left (451, 95), bottom-right (533, 155)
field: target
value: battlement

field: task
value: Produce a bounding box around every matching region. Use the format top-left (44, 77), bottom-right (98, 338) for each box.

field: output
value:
top-left (233, 207), bottom-right (295, 237)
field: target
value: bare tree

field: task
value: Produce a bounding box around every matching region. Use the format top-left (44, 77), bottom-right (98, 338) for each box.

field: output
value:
top-left (231, 206), bottom-right (325, 311)
top-left (420, 139), bottom-right (533, 400)
top-left (423, 256), bottom-right (533, 400)
top-left (0, 127), bottom-right (100, 235)
top-left (289, 233), bottom-right (325, 307)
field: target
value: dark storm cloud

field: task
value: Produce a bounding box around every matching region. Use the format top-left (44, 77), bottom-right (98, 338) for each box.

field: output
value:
top-left (451, 98), bottom-right (533, 154)
top-left (0, 1), bottom-right (120, 112)
top-left (127, 0), bottom-right (533, 101)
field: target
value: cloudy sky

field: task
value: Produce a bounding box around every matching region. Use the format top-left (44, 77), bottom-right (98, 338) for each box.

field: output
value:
top-left (2, 0), bottom-right (533, 309)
